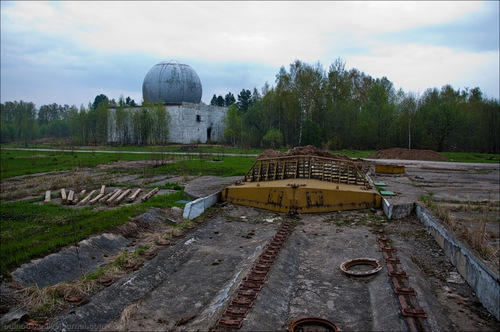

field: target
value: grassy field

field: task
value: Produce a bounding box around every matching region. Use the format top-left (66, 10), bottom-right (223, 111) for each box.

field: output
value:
top-left (0, 147), bottom-right (382, 180)
top-left (0, 149), bottom-right (151, 178)
top-left (440, 152), bottom-right (499, 163)
top-left (1, 142), bottom-right (263, 155)
top-left (2, 147), bottom-right (497, 180)
top-left (0, 148), bottom-right (257, 277)
top-left (0, 191), bottom-right (187, 277)
top-left (0, 148), bottom-right (257, 179)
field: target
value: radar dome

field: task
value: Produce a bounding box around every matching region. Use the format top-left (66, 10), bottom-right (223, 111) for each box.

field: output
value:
top-left (142, 61), bottom-right (202, 105)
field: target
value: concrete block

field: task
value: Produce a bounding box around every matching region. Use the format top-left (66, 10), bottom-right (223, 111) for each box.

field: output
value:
top-left (183, 198), bottom-right (204, 220)
top-left (77, 189), bottom-right (96, 206)
top-left (183, 192), bottom-right (219, 220)
top-left (382, 199), bottom-right (414, 220)
top-left (44, 191), bottom-right (51, 203)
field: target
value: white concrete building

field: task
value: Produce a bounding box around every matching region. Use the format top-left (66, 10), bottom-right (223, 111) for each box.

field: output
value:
top-left (107, 102), bottom-right (226, 144)
top-left (167, 102), bottom-right (226, 144)
top-left (108, 61), bottom-right (227, 145)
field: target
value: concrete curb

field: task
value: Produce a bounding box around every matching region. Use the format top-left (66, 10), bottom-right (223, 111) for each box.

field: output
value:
top-left (415, 204), bottom-right (500, 321)
top-left (183, 192), bottom-right (220, 220)
top-left (383, 199), bottom-right (500, 320)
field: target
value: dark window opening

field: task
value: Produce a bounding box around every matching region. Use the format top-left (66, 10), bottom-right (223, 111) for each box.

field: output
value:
top-left (196, 115), bottom-right (201, 122)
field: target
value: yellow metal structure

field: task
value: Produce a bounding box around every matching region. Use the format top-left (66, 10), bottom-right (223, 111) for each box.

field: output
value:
top-left (222, 155), bottom-right (381, 214)
top-left (375, 164), bottom-right (405, 174)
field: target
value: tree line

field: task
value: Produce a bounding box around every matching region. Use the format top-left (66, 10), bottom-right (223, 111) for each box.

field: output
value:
top-left (1, 58), bottom-right (498, 152)
top-left (0, 95), bottom-right (160, 146)
top-left (224, 59), bottom-right (499, 153)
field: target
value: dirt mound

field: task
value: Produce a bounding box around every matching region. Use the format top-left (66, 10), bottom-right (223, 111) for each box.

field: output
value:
top-left (256, 145), bottom-right (350, 160)
top-left (366, 148), bottom-right (448, 161)
top-left (257, 149), bottom-right (282, 159)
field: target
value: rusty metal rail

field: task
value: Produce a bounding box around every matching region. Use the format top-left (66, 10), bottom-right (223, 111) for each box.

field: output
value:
top-left (213, 220), bottom-right (294, 330)
top-left (374, 223), bottom-right (431, 332)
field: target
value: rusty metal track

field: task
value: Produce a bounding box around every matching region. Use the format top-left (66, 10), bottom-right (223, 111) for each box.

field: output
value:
top-left (212, 220), bottom-right (294, 330)
top-left (374, 223), bottom-right (431, 332)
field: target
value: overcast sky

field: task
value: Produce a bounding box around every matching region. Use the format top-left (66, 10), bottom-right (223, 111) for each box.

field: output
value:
top-left (1, 1), bottom-right (499, 108)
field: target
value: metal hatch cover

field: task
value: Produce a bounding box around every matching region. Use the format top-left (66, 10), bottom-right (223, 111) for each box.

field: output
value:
top-left (221, 155), bottom-right (381, 214)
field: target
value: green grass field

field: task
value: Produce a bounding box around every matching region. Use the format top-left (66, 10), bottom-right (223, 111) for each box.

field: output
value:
top-left (0, 149), bottom-right (257, 179)
top-left (440, 152), bottom-right (499, 163)
top-left (0, 149), bottom-right (151, 178)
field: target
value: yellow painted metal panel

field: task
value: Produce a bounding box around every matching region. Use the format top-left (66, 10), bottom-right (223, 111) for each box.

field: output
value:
top-left (375, 164), bottom-right (405, 174)
top-left (225, 155), bottom-right (381, 214)
top-left (222, 179), bottom-right (381, 214)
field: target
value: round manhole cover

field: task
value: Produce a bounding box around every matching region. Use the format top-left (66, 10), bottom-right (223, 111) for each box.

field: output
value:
top-left (290, 317), bottom-right (339, 332)
top-left (340, 257), bottom-right (382, 277)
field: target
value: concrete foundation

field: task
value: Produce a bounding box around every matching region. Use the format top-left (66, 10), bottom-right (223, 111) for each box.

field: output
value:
top-left (183, 192), bottom-right (219, 220)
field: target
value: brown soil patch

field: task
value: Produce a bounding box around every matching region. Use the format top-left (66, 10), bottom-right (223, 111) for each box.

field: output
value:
top-left (97, 159), bottom-right (176, 171)
top-left (257, 149), bottom-right (282, 159)
top-left (257, 145), bottom-right (352, 160)
top-left (366, 148), bottom-right (449, 161)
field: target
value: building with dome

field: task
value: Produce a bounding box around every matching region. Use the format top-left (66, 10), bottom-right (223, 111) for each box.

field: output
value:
top-left (143, 61), bottom-right (202, 105)
top-left (108, 61), bottom-right (227, 145)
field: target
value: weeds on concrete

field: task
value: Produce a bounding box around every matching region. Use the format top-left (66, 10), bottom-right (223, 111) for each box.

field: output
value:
top-left (16, 244), bottom-right (151, 321)
top-left (19, 279), bottom-right (99, 320)
top-left (118, 303), bottom-right (139, 330)
top-left (419, 194), bottom-right (436, 209)
top-left (142, 166), bottom-right (156, 179)
top-left (223, 213), bottom-right (239, 223)
top-left (420, 195), bottom-right (499, 266)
